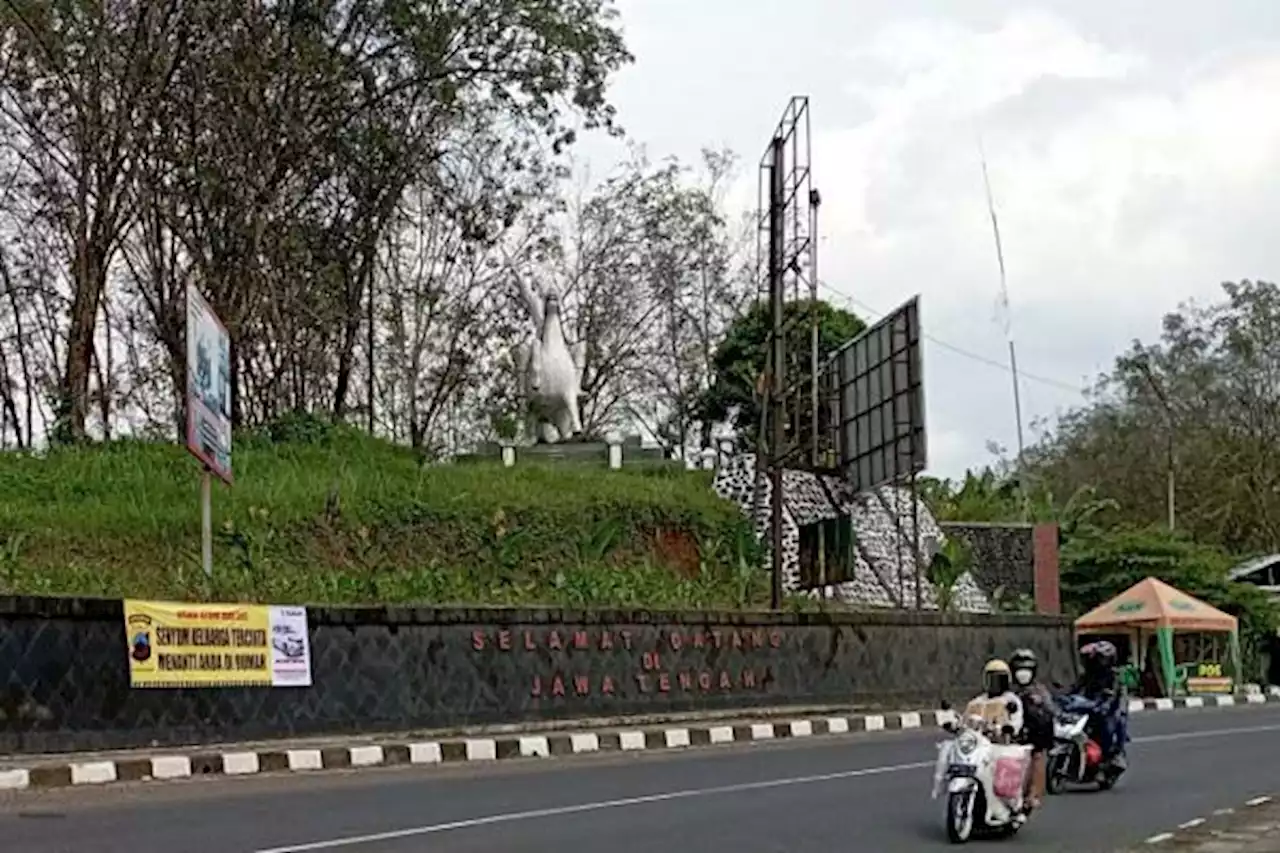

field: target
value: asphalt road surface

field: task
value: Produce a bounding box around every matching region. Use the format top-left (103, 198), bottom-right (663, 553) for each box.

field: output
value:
top-left (5, 703), bottom-right (1280, 853)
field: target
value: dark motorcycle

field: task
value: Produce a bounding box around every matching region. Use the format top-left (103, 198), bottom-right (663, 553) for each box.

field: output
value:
top-left (1046, 693), bottom-right (1126, 793)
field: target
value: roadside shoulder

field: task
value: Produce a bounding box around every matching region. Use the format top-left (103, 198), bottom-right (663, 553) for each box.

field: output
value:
top-left (1127, 795), bottom-right (1280, 851)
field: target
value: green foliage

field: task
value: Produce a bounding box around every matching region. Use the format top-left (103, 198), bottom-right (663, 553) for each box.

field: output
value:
top-left (1027, 280), bottom-right (1280, 553)
top-left (1061, 526), bottom-right (1279, 672)
top-left (696, 299), bottom-right (865, 448)
top-left (929, 537), bottom-right (972, 612)
top-left (0, 420), bottom-right (765, 609)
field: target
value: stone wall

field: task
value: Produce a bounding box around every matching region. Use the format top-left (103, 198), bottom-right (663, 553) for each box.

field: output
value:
top-left (940, 522), bottom-right (1060, 614)
top-left (0, 595), bottom-right (1074, 755)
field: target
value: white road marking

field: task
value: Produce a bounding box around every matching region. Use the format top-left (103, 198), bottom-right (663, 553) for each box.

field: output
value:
top-left (1246, 795), bottom-right (1272, 806)
top-left (246, 718), bottom-right (1280, 852)
top-left (1145, 832), bottom-right (1174, 844)
top-left (250, 760), bottom-right (935, 852)
top-left (1178, 818), bottom-right (1204, 829)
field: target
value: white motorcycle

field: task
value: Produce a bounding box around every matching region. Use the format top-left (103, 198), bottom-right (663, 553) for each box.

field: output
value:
top-left (933, 703), bottom-right (1032, 844)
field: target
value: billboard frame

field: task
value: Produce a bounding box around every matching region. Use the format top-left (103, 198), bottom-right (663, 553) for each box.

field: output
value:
top-left (830, 295), bottom-right (926, 492)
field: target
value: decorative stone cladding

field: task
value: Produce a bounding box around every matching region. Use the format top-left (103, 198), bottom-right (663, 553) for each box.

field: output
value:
top-left (711, 454), bottom-right (993, 613)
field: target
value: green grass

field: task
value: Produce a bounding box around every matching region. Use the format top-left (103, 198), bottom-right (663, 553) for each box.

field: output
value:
top-left (0, 416), bottom-right (765, 608)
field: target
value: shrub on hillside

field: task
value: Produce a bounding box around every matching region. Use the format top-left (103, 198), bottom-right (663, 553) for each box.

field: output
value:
top-left (0, 416), bottom-right (763, 608)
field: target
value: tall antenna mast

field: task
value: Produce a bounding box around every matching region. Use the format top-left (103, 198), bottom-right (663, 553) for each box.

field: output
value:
top-left (978, 136), bottom-right (1026, 465)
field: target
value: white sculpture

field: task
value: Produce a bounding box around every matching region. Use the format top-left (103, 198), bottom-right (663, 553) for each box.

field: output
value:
top-left (512, 276), bottom-right (585, 444)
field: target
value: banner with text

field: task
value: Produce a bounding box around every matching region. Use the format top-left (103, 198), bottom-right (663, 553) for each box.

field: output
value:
top-left (124, 600), bottom-right (312, 688)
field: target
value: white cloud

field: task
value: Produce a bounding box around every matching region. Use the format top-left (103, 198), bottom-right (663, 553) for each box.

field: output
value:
top-left (810, 13), bottom-right (1280, 475)
top-left (584, 2), bottom-right (1280, 478)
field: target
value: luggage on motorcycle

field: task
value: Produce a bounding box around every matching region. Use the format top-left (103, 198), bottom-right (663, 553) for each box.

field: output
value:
top-left (993, 753), bottom-right (1028, 800)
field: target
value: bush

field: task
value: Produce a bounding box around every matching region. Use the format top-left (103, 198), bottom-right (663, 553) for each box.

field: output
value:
top-left (0, 417), bottom-right (764, 608)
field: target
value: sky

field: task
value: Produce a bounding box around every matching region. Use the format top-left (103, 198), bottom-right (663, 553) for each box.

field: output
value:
top-left (578, 0), bottom-right (1280, 480)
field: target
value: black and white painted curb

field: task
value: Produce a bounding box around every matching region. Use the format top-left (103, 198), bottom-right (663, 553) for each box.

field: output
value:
top-left (3, 686), bottom-right (1277, 793)
top-left (1141, 793), bottom-right (1276, 846)
top-left (1127, 684), bottom-right (1280, 714)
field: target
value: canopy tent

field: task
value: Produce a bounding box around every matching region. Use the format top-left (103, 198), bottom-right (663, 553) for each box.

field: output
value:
top-left (1074, 577), bottom-right (1241, 696)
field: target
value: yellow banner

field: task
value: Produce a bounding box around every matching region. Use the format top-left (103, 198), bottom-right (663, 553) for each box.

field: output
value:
top-left (124, 600), bottom-right (287, 688)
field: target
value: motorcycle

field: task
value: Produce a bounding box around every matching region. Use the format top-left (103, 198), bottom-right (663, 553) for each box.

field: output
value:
top-left (933, 701), bottom-right (1031, 844)
top-left (1046, 693), bottom-right (1125, 793)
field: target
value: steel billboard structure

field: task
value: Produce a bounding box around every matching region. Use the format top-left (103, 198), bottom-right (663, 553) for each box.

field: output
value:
top-left (754, 96), bottom-right (822, 608)
top-left (829, 295), bottom-right (926, 490)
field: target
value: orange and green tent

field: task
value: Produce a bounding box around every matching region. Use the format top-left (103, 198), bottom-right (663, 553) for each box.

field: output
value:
top-left (1074, 577), bottom-right (1240, 694)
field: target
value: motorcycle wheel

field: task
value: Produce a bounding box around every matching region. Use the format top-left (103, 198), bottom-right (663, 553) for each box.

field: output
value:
top-left (1046, 769), bottom-right (1064, 795)
top-left (1098, 773), bottom-right (1117, 791)
top-left (947, 790), bottom-right (977, 844)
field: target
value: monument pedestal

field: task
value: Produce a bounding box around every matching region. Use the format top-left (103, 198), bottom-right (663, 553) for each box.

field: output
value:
top-left (458, 438), bottom-right (668, 469)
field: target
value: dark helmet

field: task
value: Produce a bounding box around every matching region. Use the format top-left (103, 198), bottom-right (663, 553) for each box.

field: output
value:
top-left (1010, 648), bottom-right (1037, 687)
top-left (983, 658), bottom-right (1012, 698)
top-left (1080, 640), bottom-right (1118, 671)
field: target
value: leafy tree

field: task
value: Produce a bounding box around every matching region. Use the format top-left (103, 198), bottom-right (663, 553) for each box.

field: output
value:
top-left (1060, 525), bottom-right (1278, 675)
top-left (1028, 280), bottom-right (1280, 553)
top-left (697, 298), bottom-right (865, 453)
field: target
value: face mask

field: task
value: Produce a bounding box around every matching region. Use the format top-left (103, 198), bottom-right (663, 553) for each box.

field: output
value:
top-left (1014, 668), bottom-right (1032, 686)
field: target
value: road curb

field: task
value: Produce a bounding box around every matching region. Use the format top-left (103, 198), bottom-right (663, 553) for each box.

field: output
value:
top-left (4, 686), bottom-right (1277, 793)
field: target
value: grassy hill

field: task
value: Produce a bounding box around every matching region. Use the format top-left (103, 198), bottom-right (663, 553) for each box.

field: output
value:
top-left (0, 416), bottom-right (763, 608)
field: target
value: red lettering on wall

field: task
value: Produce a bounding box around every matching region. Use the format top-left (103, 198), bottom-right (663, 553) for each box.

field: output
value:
top-left (769, 630), bottom-right (782, 648)
top-left (719, 671), bottom-right (733, 690)
top-left (472, 631), bottom-right (485, 651)
top-left (548, 631), bottom-right (563, 650)
top-left (669, 632), bottom-right (683, 651)
top-left (692, 632), bottom-right (705, 648)
top-left (642, 651), bottom-right (661, 671)
top-left (531, 675), bottom-right (542, 697)
top-left (732, 631), bottom-right (743, 649)
top-left (621, 631), bottom-right (633, 650)
top-left (552, 675), bottom-right (566, 697)
top-left (699, 671), bottom-right (712, 690)
top-left (753, 629), bottom-right (766, 648)
top-left (600, 631), bottom-right (613, 650)
top-left (678, 671), bottom-right (693, 690)
top-left (573, 631), bottom-right (589, 649)
top-left (658, 672), bottom-right (671, 692)
top-left (498, 630), bottom-right (512, 651)
top-left (743, 669), bottom-right (757, 688)
top-left (602, 675), bottom-right (616, 695)
top-left (524, 630), bottom-right (536, 651)
top-left (711, 630), bottom-right (723, 648)
top-left (574, 675), bottom-right (590, 696)
top-left (635, 673), bottom-right (651, 692)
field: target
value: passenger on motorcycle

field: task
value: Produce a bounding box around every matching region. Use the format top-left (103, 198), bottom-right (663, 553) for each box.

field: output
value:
top-left (1071, 640), bottom-right (1128, 770)
top-left (1010, 648), bottom-right (1054, 810)
top-left (964, 659), bottom-right (1025, 739)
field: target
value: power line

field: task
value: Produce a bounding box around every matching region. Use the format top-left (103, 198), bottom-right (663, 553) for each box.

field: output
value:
top-left (815, 282), bottom-right (1085, 395)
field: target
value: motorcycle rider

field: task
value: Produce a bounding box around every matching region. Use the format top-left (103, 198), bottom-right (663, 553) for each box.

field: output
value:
top-left (964, 658), bottom-right (1025, 737)
top-left (1009, 648), bottom-right (1054, 810)
top-left (1071, 640), bottom-right (1128, 770)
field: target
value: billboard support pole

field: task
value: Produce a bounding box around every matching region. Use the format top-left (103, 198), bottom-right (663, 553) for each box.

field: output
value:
top-left (201, 467), bottom-right (213, 580)
top-left (768, 135), bottom-right (787, 610)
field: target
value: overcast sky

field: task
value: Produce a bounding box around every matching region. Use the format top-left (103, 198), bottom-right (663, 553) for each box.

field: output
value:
top-left (579, 0), bottom-right (1280, 480)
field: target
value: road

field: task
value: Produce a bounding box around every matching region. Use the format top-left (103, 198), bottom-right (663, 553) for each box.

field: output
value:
top-left (4, 703), bottom-right (1280, 852)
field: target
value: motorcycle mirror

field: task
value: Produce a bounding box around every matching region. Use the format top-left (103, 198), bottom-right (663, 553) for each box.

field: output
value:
top-left (1001, 724), bottom-right (1015, 736)
top-left (1005, 700), bottom-right (1018, 714)
top-left (940, 700), bottom-right (952, 712)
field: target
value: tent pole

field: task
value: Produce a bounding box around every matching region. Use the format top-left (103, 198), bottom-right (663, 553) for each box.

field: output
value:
top-left (1157, 626), bottom-right (1177, 698)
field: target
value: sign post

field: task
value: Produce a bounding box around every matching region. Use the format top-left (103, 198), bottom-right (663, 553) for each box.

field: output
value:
top-left (186, 284), bottom-right (233, 579)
